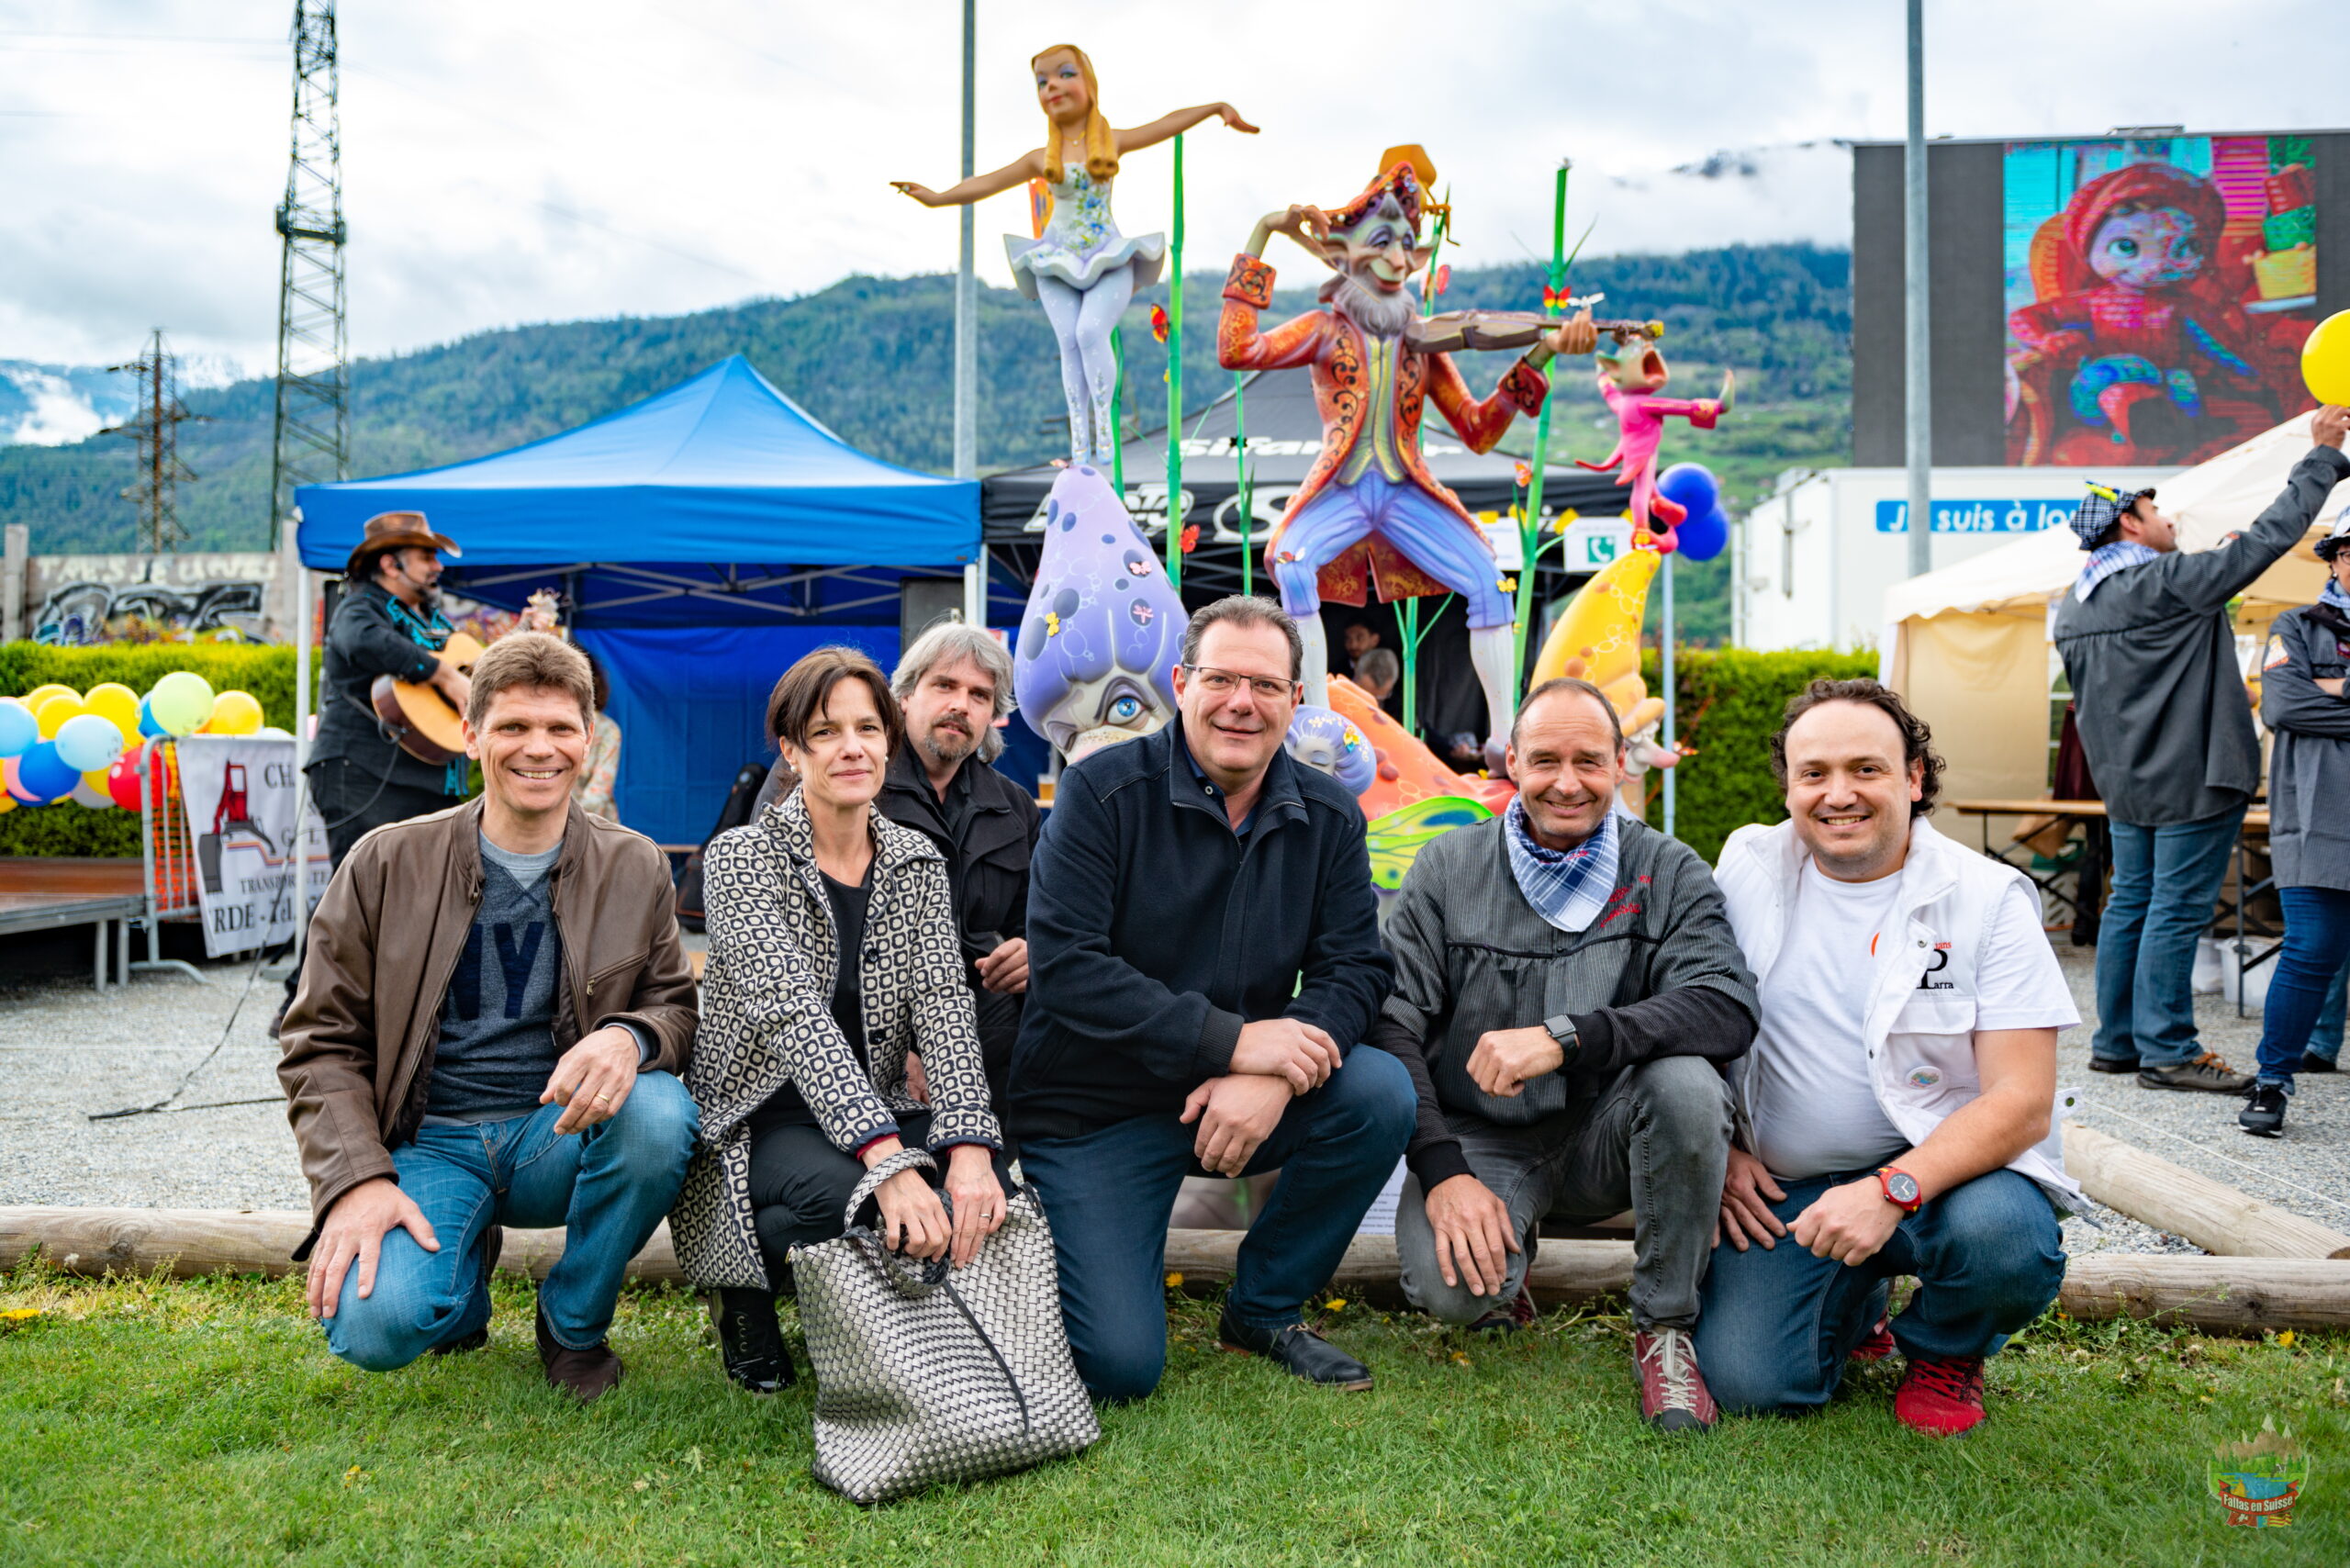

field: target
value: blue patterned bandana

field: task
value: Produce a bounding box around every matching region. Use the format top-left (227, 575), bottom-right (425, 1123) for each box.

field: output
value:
top-left (1503, 796), bottom-right (1617, 934)
top-left (2075, 540), bottom-right (2159, 601)
top-left (2322, 576), bottom-right (2350, 615)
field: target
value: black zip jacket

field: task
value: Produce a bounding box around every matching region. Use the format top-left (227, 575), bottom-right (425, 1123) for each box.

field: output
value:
top-left (1005, 719), bottom-right (1393, 1142)
top-left (310, 581), bottom-right (464, 797)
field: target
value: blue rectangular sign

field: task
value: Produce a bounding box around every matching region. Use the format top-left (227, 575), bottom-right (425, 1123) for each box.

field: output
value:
top-left (1874, 498), bottom-right (2074, 534)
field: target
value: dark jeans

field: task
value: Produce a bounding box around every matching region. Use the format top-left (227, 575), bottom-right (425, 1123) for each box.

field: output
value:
top-left (1693, 1168), bottom-right (2065, 1415)
top-left (2254, 886), bottom-right (2350, 1096)
top-left (284, 756), bottom-right (460, 1002)
top-left (2093, 806), bottom-right (2244, 1068)
top-left (1393, 1056), bottom-right (1732, 1332)
top-left (322, 1072), bottom-right (699, 1369)
top-left (2308, 954), bottom-right (2349, 1068)
top-left (744, 1110), bottom-right (1013, 1284)
top-left (1019, 1047), bottom-right (1416, 1403)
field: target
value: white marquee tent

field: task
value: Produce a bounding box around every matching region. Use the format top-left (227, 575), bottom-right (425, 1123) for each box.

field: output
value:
top-left (1882, 411), bottom-right (2350, 811)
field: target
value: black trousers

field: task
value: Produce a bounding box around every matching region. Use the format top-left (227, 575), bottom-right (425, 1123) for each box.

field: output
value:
top-left (282, 756), bottom-right (458, 1002)
top-left (744, 1110), bottom-right (1013, 1289)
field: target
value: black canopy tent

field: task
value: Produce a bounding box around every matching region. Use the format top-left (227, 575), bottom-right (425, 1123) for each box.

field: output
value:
top-left (979, 368), bottom-right (1642, 745)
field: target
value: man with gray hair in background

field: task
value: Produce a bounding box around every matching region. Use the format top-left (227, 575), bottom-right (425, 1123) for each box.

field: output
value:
top-left (881, 622), bottom-right (1040, 1108)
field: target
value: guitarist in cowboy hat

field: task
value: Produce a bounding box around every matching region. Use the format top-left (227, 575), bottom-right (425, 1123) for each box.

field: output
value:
top-left (270, 511), bottom-right (478, 1036)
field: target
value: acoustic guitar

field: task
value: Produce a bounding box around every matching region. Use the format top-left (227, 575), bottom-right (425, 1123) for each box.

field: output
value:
top-left (367, 590), bottom-right (561, 766)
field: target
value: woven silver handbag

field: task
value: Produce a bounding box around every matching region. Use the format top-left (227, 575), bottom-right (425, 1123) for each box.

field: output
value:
top-left (792, 1148), bottom-right (1100, 1504)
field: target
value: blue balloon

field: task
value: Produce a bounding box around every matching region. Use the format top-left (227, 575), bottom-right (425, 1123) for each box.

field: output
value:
top-left (1676, 504), bottom-right (1731, 563)
top-left (1657, 463), bottom-right (1720, 521)
top-left (0, 698), bottom-right (34, 758)
top-left (16, 740), bottom-right (82, 803)
top-left (138, 697), bottom-right (167, 740)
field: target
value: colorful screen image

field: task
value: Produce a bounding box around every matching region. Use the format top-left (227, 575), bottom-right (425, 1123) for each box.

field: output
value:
top-left (2002, 135), bottom-right (2316, 465)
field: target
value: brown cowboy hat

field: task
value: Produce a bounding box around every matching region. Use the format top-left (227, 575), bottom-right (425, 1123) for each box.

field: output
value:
top-left (345, 510), bottom-right (461, 577)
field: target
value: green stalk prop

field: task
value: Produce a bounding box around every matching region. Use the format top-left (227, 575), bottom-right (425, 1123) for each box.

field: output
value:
top-left (1165, 133), bottom-right (1185, 587)
top-left (1235, 371), bottom-right (1253, 597)
top-left (1515, 160), bottom-right (1571, 688)
top-left (1400, 197), bottom-right (1450, 727)
top-left (1111, 326), bottom-right (1125, 497)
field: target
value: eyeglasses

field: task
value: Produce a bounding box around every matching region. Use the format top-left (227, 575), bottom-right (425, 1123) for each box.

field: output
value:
top-left (1183, 665), bottom-right (1297, 701)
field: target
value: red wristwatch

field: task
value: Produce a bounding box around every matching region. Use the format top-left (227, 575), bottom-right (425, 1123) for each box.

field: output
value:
top-left (1874, 1166), bottom-right (1923, 1215)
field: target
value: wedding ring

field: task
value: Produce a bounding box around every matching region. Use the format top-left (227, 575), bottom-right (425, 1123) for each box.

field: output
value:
top-left (592, 1092), bottom-right (611, 1104)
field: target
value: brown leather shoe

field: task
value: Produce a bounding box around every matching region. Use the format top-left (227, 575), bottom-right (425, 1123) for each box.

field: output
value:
top-left (535, 1303), bottom-right (622, 1402)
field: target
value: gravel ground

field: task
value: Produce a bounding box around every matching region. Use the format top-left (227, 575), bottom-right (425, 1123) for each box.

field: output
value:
top-left (5, 934), bottom-right (2343, 1261)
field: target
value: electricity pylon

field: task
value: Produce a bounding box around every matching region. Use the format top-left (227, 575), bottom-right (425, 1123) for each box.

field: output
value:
top-left (268, 0), bottom-right (347, 549)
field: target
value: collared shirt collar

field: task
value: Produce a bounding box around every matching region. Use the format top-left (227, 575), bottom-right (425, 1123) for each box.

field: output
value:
top-left (1172, 718), bottom-right (1298, 838)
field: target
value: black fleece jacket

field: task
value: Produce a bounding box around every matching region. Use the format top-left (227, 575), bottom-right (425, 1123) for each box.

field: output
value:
top-left (1004, 719), bottom-right (1393, 1142)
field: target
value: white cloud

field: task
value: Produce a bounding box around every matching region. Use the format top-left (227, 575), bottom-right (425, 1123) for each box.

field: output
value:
top-left (0, 0), bottom-right (2343, 369)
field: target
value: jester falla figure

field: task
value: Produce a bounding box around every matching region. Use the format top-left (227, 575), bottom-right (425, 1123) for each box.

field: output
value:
top-left (1217, 146), bottom-right (1596, 767)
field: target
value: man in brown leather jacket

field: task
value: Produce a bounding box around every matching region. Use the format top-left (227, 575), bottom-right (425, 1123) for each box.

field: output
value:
top-left (280, 632), bottom-right (698, 1401)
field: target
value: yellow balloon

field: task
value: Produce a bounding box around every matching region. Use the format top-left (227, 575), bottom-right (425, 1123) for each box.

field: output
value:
top-left (2303, 310), bottom-right (2350, 406)
top-left (207, 689), bottom-right (264, 736)
top-left (34, 694), bottom-right (84, 739)
top-left (84, 682), bottom-right (140, 734)
top-left (0, 791), bottom-right (14, 815)
top-left (22, 683), bottom-right (77, 712)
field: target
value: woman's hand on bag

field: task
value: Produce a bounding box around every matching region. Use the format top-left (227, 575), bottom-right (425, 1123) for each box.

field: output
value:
top-left (860, 1137), bottom-right (950, 1260)
top-left (943, 1145), bottom-right (1007, 1269)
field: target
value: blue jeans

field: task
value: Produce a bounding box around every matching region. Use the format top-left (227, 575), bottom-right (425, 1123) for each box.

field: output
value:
top-left (2093, 806), bottom-right (2244, 1068)
top-left (2304, 951), bottom-right (2348, 1069)
top-left (1693, 1168), bottom-right (2065, 1415)
top-left (2254, 886), bottom-right (2350, 1096)
top-left (322, 1072), bottom-right (699, 1371)
top-left (1019, 1047), bottom-right (1416, 1403)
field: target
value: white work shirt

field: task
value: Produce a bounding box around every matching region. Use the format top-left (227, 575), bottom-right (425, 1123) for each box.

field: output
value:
top-left (1747, 859), bottom-right (2078, 1182)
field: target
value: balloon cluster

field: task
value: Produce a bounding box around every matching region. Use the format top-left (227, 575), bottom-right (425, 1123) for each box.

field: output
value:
top-left (1655, 464), bottom-right (1731, 563)
top-left (0, 674), bottom-right (278, 815)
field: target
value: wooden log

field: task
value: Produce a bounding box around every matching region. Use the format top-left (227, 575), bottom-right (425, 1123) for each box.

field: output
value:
top-left (10, 1207), bottom-right (2350, 1335)
top-left (0, 1207), bottom-right (683, 1284)
top-left (2059, 1255), bottom-right (2350, 1332)
top-left (2062, 1122), bottom-right (2350, 1260)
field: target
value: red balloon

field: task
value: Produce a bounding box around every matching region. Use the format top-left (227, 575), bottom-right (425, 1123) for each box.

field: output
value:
top-left (106, 752), bottom-right (145, 812)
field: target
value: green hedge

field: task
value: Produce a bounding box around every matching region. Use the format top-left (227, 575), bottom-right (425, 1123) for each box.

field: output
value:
top-left (1, 644), bottom-right (304, 858)
top-left (1639, 647), bottom-right (1883, 866)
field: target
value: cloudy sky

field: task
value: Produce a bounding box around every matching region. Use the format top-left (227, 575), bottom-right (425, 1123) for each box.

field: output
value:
top-left (4, 0), bottom-right (2345, 377)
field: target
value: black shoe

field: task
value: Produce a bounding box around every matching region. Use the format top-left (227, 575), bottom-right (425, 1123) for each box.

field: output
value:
top-left (427, 1225), bottom-right (503, 1355)
top-left (266, 997), bottom-right (291, 1043)
top-left (535, 1303), bottom-right (624, 1403)
top-left (710, 1288), bottom-right (796, 1394)
top-left (2087, 1054), bottom-right (2142, 1074)
top-left (1216, 1310), bottom-right (1373, 1391)
top-left (2139, 1054), bottom-right (2254, 1093)
top-left (2240, 1083), bottom-right (2288, 1137)
top-left (2301, 1054), bottom-right (2339, 1075)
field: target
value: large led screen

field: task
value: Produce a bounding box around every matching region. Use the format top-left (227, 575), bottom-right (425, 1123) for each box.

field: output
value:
top-left (2004, 135), bottom-right (2318, 465)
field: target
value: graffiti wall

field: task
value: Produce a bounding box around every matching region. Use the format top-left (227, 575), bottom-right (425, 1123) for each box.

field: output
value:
top-left (22, 553), bottom-right (290, 645)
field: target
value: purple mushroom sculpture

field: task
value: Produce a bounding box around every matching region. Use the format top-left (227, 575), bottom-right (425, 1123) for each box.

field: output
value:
top-left (1013, 464), bottom-right (1186, 762)
top-left (1283, 704), bottom-right (1375, 796)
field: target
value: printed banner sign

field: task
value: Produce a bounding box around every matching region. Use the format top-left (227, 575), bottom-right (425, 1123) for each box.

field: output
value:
top-left (1874, 498), bottom-right (2076, 534)
top-left (176, 736), bottom-right (330, 958)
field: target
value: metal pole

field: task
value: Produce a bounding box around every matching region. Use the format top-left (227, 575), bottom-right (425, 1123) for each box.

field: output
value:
top-left (952, 0), bottom-right (977, 485)
top-left (1661, 553), bottom-right (1677, 837)
top-left (1903, 0), bottom-right (1931, 577)
top-left (1518, 162), bottom-right (1570, 686)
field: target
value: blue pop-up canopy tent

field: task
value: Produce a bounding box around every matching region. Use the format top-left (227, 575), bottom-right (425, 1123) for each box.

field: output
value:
top-left (294, 355), bottom-right (990, 844)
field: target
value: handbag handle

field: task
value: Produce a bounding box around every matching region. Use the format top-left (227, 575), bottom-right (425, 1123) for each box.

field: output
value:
top-left (841, 1145), bottom-right (938, 1232)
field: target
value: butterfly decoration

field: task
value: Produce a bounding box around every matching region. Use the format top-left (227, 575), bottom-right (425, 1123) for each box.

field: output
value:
top-left (1149, 304), bottom-right (1170, 345)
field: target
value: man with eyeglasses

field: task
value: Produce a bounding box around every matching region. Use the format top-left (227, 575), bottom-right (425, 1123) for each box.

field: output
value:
top-left (1008, 595), bottom-right (1415, 1402)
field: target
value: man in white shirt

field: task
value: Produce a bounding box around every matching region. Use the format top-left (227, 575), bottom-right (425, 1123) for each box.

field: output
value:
top-left (1698, 679), bottom-right (2078, 1437)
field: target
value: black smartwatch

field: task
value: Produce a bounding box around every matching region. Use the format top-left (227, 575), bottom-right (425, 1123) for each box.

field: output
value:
top-left (1542, 1013), bottom-right (1581, 1070)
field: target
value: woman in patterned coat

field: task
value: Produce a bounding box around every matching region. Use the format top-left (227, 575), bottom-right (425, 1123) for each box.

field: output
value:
top-left (670, 646), bottom-right (1010, 1394)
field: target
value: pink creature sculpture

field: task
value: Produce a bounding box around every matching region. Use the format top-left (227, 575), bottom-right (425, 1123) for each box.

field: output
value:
top-left (1575, 325), bottom-right (1734, 554)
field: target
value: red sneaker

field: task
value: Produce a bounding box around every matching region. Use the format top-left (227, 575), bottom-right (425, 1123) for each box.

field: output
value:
top-left (1634, 1327), bottom-right (1718, 1432)
top-left (1895, 1354), bottom-right (1986, 1436)
top-left (1850, 1316), bottom-right (1897, 1361)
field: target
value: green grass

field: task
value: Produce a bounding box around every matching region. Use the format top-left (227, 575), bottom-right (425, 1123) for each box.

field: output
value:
top-left (4, 1258), bottom-right (2345, 1566)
